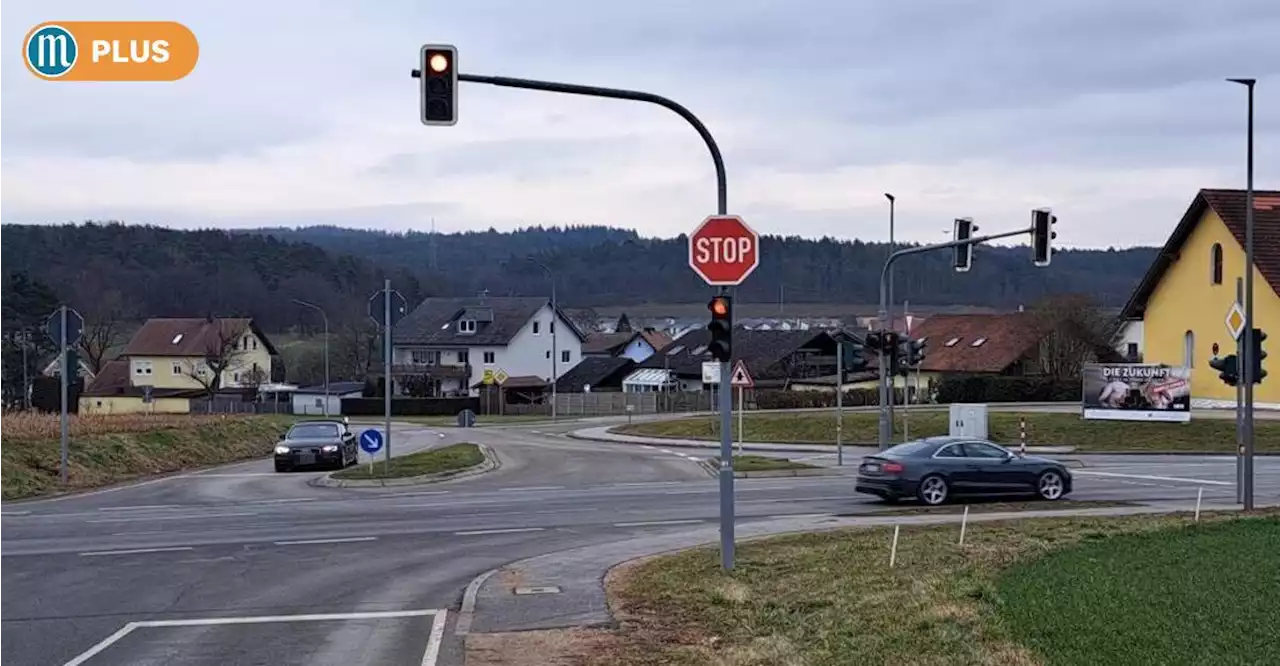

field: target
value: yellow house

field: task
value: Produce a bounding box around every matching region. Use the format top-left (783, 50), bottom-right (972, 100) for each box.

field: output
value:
top-left (1120, 188), bottom-right (1280, 408)
top-left (80, 317), bottom-right (277, 414)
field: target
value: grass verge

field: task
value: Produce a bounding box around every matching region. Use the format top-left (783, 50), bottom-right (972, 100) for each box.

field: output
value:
top-left (349, 414), bottom-right (553, 426)
top-left (596, 510), bottom-right (1280, 666)
top-left (717, 455), bottom-right (816, 472)
top-left (613, 411), bottom-right (1280, 453)
top-left (1, 414), bottom-right (293, 500)
top-left (331, 443), bottom-right (484, 480)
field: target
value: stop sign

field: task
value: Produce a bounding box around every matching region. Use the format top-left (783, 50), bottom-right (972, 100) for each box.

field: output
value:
top-left (688, 215), bottom-right (760, 286)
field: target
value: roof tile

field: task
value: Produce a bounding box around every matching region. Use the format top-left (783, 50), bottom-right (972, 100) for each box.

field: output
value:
top-left (910, 313), bottom-right (1045, 373)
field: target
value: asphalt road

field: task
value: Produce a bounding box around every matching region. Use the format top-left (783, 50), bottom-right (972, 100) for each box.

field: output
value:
top-left (4, 421), bottom-right (1279, 666)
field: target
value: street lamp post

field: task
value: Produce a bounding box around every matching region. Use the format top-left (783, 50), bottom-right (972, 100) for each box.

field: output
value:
top-left (292, 299), bottom-right (330, 416)
top-left (1227, 76), bottom-right (1256, 510)
top-left (884, 193), bottom-right (897, 431)
top-left (528, 258), bottom-right (558, 421)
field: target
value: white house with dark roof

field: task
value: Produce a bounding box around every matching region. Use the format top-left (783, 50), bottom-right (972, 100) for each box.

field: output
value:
top-left (390, 296), bottom-right (587, 397)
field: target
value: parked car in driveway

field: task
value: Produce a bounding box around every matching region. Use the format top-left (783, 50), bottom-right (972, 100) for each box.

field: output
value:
top-left (855, 436), bottom-right (1072, 505)
top-left (274, 420), bottom-right (358, 472)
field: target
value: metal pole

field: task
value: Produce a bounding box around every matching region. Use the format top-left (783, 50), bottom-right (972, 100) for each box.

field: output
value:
top-left (1229, 77), bottom-right (1257, 511)
top-left (1236, 277), bottom-right (1244, 503)
top-left (885, 194), bottom-right (896, 436)
top-left (903, 299), bottom-right (910, 443)
top-left (446, 69), bottom-right (733, 569)
top-left (836, 339), bottom-right (844, 466)
top-left (59, 306), bottom-right (69, 485)
top-left (551, 273), bottom-right (559, 421)
top-left (384, 279), bottom-right (393, 475)
top-left (292, 299), bottom-right (331, 416)
top-left (737, 385), bottom-right (743, 454)
top-left (22, 330), bottom-right (30, 410)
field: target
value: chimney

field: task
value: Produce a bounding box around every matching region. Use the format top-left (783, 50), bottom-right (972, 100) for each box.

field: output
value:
top-left (1017, 304), bottom-right (1025, 313)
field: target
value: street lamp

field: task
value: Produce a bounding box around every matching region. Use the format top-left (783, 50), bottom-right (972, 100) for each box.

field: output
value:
top-left (527, 258), bottom-right (558, 421)
top-left (1227, 76), bottom-right (1257, 510)
top-left (884, 193), bottom-right (897, 429)
top-left (291, 298), bottom-right (330, 417)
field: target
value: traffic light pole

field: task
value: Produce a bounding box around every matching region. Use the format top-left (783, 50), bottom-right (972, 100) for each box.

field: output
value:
top-left (445, 70), bottom-right (737, 568)
top-left (876, 226), bottom-right (1034, 447)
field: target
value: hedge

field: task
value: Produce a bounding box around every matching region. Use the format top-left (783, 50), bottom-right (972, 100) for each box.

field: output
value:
top-left (754, 375), bottom-right (1081, 410)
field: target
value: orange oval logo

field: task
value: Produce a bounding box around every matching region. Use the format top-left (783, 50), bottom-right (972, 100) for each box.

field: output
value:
top-left (24, 21), bottom-right (198, 81)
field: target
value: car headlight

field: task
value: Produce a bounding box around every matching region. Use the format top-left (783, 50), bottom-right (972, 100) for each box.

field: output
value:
top-left (322, 444), bottom-right (339, 453)
top-left (274, 445), bottom-right (290, 455)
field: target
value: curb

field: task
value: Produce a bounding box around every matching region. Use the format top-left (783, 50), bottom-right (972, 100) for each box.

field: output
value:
top-left (308, 445), bottom-right (500, 488)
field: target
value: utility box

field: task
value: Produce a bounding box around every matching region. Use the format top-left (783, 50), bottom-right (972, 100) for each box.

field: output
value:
top-left (949, 403), bottom-right (989, 439)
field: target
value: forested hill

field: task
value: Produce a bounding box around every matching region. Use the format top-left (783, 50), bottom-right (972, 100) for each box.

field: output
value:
top-left (1, 222), bottom-right (1157, 331)
top-left (248, 225), bottom-right (1156, 309)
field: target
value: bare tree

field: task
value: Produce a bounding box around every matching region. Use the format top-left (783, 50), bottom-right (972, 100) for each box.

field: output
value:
top-left (77, 290), bottom-right (129, 375)
top-left (332, 317), bottom-right (379, 382)
top-left (180, 320), bottom-right (250, 400)
top-left (565, 307), bottom-right (603, 334)
top-left (1031, 294), bottom-right (1124, 378)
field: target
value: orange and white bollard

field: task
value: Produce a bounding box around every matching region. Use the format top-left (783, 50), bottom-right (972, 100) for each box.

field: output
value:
top-left (1019, 417), bottom-right (1027, 456)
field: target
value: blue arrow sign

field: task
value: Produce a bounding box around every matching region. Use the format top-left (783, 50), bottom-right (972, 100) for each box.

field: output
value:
top-left (359, 429), bottom-right (384, 454)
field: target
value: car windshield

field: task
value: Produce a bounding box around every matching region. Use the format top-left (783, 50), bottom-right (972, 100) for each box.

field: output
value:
top-left (288, 423), bottom-right (340, 439)
top-left (881, 440), bottom-right (939, 457)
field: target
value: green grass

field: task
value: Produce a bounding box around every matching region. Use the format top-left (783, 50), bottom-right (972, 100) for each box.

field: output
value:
top-left (1, 415), bottom-right (293, 500)
top-left (331, 443), bottom-right (484, 480)
top-left (593, 510), bottom-right (1280, 666)
top-left (996, 518), bottom-right (1280, 665)
top-left (614, 411), bottom-right (1280, 453)
top-left (720, 455), bottom-right (816, 472)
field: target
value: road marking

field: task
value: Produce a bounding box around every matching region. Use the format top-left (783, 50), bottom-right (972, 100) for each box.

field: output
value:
top-left (614, 519), bottom-right (704, 527)
top-left (641, 444), bottom-right (657, 450)
top-left (530, 430), bottom-right (543, 434)
top-left (768, 513), bottom-right (834, 520)
top-left (273, 536), bottom-right (378, 546)
top-left (79, 546), bottom-right (195, 557)
top-left (659, 449), bottom-right (674, 454)
top-left (189, 473), bottom-right (279, 477)
top-left (86, 511), bottom-right (258, 524)
top-left (454, 527), bottom-right (546, 536)
top-left (250, 497), bottom-right (318, 504)
top-left (456, 569), bottom-right (498, 636)
top-left (392, 490), bottom-right (452, 497)
top-left (97, 504), bottom-right (184, 512)
top-left (610, 481), bottom-right (684, 487)
top-left (61, 609), bottom-right (449, 666)
top-left (501, 486), bottom-right (565, 492)
top-left (1073, 470), bottom-right (1232, 486)
top-left (1, 511), bottom-right (32, 516)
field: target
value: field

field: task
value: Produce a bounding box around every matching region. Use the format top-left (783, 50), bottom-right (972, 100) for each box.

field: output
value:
top-left (594, 510), bottom-right (1280, 666)
top-left (1, 412), bottom-right (294, 499)
top-left (332, 443), bottom-right (484, 480)
top-left (614, 411), bottom-right (1280, 453)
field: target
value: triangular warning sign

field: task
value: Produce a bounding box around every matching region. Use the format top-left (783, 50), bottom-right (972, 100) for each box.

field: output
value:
top-left (729, 361), bottom-right (754, 387)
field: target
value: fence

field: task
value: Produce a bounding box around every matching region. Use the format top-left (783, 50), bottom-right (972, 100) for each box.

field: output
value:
top-left (491, 390), bottom-right (721, 417)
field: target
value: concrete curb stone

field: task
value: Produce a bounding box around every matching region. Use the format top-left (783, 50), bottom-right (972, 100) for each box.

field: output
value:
top-left (308, 444), bottom-right (499, 488)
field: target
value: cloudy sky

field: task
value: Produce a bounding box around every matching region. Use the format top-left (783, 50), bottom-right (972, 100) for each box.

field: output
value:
top-left (3, 0), bottom-right (1278, 248)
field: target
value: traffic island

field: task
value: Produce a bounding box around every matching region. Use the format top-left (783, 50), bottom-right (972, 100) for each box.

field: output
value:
top-left (596, 509), bottom-right (1280, 665)
top-left (699, 455), bottom-right (830, 478)
top-left (311, 443), bottom-right (496, 488)
top-left (613, 411), bottom-right (1280, 454)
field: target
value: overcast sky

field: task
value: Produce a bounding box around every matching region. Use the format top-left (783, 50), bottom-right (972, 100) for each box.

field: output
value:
top-left (3, 0), bottom-right (1278, 248)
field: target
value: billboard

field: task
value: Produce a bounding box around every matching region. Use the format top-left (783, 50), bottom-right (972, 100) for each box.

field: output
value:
top-left (1081, 363), bottom-right (1192, 422)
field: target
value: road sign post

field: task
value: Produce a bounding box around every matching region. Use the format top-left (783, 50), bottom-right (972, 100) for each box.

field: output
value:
top-left (369, 283), bottom-right (407, 475)
top-left (47, 306), bottom-right (84, 485)
top-left (730, 361), bottom-right (753, 455)
top-left (359, 428), bottom-right (384, 476)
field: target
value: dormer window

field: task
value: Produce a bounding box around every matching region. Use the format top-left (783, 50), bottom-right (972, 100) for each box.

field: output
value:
top-left (970, 337), bottom-right (987, 347)
top-left (458, 319), bottom-right (477, 334)
top-left (945, 337), bottom-right (961, 347)
top-left (171, 333), bottom-right (184, 345)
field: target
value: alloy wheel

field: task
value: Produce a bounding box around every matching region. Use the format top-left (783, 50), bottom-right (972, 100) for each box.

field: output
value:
top-left (1039, 472), bottom-right (1064, 500)
top-left (920, 476), bottom-right (948, 505)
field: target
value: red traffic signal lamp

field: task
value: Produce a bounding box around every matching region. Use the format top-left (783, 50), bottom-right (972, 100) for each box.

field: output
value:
top-left (419, 44), bottom-right (458, 126)
top-left (707, 296), bottom-right (733, 362)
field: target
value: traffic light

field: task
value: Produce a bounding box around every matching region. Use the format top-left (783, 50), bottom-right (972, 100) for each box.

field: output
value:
top-left (953, 218), bottom-right (975, 272)
top-left (905, 337), bottom-right (928, 368)
top-left (864, 330), bottom-right (883, 351)
top-left (419, 44), bottom-right (458, 126)
top-left (707, 295), bottom-right (732, 362)
top-left (1031, 208), bottom-right (1057, 267)
top-left (841, 336), bottom-right (868, 373)
top-left (1210, 354), bottom-right (1240, 387)
top-left (882, 331), bottom-right (904, 376)
top-left (1251, 328), bottom-right (1268, 384)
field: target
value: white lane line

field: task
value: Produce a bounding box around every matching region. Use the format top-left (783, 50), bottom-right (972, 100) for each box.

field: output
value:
top-left (97, 504), bottom-right (184, 512)
top-left (144, 609), bottom-right (441, 626)
top-left (79, 546), bottom-right (195, 557)
top-left (273, 536), bottom-right (378, 546)
top-left (1073, 470), bottom-right (1232, 486)
top-left (86, 511), bottom-right (258, 524)
top-left (423, 609), bottom-right (448, 666)
top-left (501, 486), bottom-right (565, 492)
top-left (530, 430), bottom-right (544, 434)
top-left (189, 473), bottom-right (279, 478)
top-left (454, 527), bottom-right (546, 536)
top-left (614, 519), bottom-right (705, 528)
top-left (250, 497), bottom-right (318, 504)
top-left (62, 622), bottom-right (140, 666)
top-left (659, 449), bottom-right (675, 454)
top-left (111, 530), bottom-right (168, 537)
top-left (610, 481), bottom-right (684, 487)
top-left (641, 445), bottom-right (657, 450)
top-left (392, 490), bottom-right (452, 497)
top-left (2, 511), bottom-right (32, 516)
top-left (768, 513), bottom-right (834, 520)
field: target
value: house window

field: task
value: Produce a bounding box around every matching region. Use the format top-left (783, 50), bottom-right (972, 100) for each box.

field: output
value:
top-left (546, 350), bottom-right (551, 359)
top-left (561, 350), bottom-right (571, 363)
top-left (1211, 243), bottom-right (1224, 285)
top-left (1184, 330), bottom-right (1195, 368)
top-left (457, 350), bottom-right (469, 364)
top-left (252, 338), bottom-right (257, 350)
top-left (411, 350), bottom-right (440, 365)
top-left (459, 319), bottom-right (477, 334)
top-left (1126, 342), bottom-right (1140, 361)
top-left (970, 337), bottom-right (987, 347)
top-left (172, 362), bottom-right (183, 375)
top-left (945, 337), bottom-right (961, 347)
top-left (483, 351), bottom-right (495, 364)
top-left (533, 321), bottom-right (541, 335)
top-left (134, 361), bottom-right (153, 375)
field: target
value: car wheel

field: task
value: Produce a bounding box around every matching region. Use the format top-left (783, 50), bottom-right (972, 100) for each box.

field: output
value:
top-left (917, 475), bottom-right (949, 506)
top-left (1037, 470), bottom-right (1066, 501)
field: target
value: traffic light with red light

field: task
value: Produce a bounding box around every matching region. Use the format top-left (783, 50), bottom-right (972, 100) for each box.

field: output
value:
top-left (707, 296), bottom-right (733, 362)
top-left (419, 44), bottom-right (458, 126)
top-left (1032, 208), bottom-right (1057, 267)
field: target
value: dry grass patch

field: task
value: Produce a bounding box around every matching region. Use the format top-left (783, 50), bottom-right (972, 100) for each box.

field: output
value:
top-left (589, 510), bottom-right (1280, 666)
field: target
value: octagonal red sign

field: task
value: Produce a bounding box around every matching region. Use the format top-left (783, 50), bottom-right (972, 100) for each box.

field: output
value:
top-left (688, 215), bottom-right (760, 286)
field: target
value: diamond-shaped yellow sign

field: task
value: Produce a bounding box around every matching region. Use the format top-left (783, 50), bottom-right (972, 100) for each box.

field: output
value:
top-left (1225, 302), bottom-right (1246, 341)
top-left (494, 369), bottom-right (510, 385)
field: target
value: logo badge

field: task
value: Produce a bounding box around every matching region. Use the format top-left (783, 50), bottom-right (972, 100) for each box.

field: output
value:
top-left (25, 24), bottom-right (78, 79)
